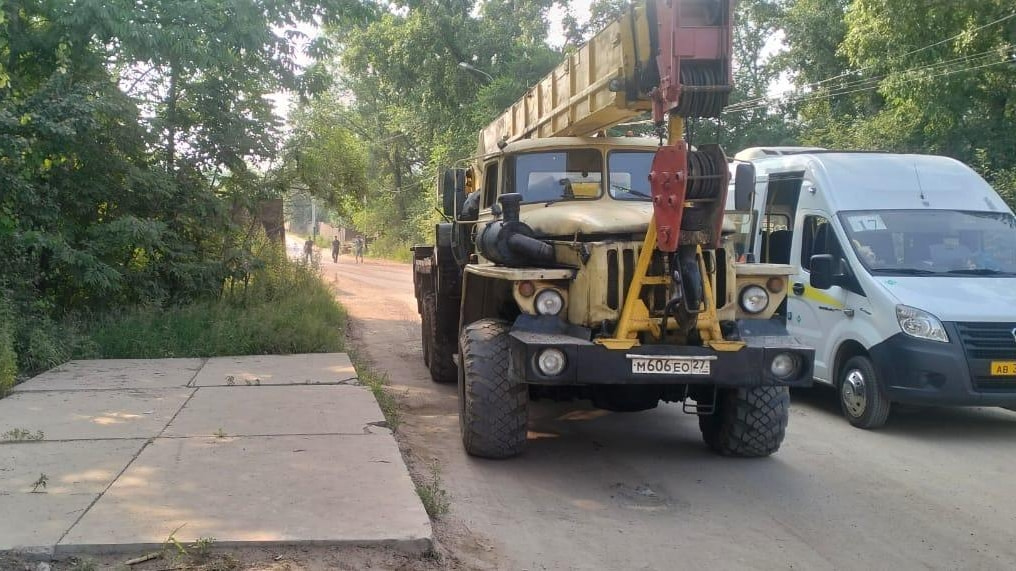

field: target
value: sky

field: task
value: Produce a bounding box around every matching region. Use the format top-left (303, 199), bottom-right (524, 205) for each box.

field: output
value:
top-left (546, 0), bottom-right (593, 48)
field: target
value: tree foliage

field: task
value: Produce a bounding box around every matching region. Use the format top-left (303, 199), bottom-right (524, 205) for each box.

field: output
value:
top-left (286, 0), bottom-right (562, 255)
top-left (0, 0), bottom-right (342, 375)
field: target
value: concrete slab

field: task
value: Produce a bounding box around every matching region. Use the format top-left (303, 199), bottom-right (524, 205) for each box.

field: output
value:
top-left (162, 385), bottom-right (384, 437)
top-left (13, 359), bottom-right (204, 392)
top-left (0, 440), bottom-right (146, 552)
top-left (192, 354), bottom-right (356, 387)
top-left (60, 435), bottom-right (432, 554)
top-left (0, 389), bottom-right (193, 441)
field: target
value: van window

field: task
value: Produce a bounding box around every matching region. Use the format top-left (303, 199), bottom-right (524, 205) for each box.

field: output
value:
top-left (839, 210), bottom-right (1016, 276)
top-left (762, 213), bottom-right (790, 232)
top-left (482, 161), bottom-right (499, 208)
top-left (801, 215), bottom-right (845, 271)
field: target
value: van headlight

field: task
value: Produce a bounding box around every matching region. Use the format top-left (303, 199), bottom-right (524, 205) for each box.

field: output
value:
top-left (896, 305), bottom-right (949, 343)
top-left (535, 289), bottom-right (564, 315)
top-left (739, 285), bottom-right (770, 314)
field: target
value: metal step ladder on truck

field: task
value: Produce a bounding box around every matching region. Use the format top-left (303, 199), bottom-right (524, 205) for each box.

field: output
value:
top-left (412, 0), bottom-right (815, 459)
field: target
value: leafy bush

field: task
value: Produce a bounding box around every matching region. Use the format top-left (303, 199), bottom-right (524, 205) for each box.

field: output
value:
top-left (84, 248), bottom-right (344, 359)
top-left (0, 299), bottom-right (17, 396)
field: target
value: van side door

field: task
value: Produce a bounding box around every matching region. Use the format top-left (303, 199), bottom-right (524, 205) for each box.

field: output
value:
top-left (789, 212), bottom-right (850, 383)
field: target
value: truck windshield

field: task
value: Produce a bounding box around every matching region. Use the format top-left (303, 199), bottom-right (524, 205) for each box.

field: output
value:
top-left (838, 210), bottom-right (1016, 276)
top-left (507, 149), bottom-right (603, 203)
top-left (607, 151), bottom-right (654, 200)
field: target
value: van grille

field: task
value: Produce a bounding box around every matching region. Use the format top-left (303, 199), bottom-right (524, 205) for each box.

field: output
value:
top-left (956, 322), bottom-right (1016, 360)
top-left (956, 322), bottom-right (1016, 391)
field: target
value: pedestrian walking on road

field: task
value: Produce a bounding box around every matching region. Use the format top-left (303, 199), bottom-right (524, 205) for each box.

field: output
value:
top-left (303, 238), bottom-right (314, 264)
top-left (331, 236), bottom-right (341, 263)
top-left (354, 236), bottom-right (365, 264)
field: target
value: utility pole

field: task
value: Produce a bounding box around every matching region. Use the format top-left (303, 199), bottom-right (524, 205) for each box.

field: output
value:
top-left (310, 197), bottom-right (317, 238)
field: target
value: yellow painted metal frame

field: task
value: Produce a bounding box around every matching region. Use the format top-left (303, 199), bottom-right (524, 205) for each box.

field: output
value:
top-left (596, 117), bottom-right (744, 352)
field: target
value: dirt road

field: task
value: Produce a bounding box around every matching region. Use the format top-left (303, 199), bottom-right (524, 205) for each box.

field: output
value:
top-left (325, 254), bottom-right (1016, 571)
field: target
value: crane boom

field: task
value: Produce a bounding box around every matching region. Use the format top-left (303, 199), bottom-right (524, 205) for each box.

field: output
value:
top-left (478, 0), bottom-right (733, 155)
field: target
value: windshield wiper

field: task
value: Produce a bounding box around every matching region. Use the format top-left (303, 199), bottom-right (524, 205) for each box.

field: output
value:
top-left (870, 268), bottom-right (939, 275)
top-left (945, 268), bottom-right (1015, 276)
top-left (610, 184), bottom-right (651, 199)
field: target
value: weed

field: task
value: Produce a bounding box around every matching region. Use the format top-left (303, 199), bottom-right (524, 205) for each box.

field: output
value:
top-left (1, 428), bottom-right (44, 442)
top-left (213, 428), bottom-right (227, 439)
top-left (415, 461), bottom-right (450, 519)
top-left (30, 473), bottom-right (48, 493)
top-left (68, 558), bottom-right (98, 571)
top-left (190, 536), bottom-right (216, 560)
top-left (162, 523), bottom-right (189, 557)
top-left (349, 349), bottom-right (401, 431)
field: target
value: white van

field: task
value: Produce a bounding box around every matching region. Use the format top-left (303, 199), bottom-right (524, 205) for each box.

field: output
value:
top-left (727, 151), bottom-right (1016, 428)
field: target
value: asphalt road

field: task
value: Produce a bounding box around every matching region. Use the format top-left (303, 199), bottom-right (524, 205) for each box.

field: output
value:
top-left (325, 253), bottom-right (1016, 571)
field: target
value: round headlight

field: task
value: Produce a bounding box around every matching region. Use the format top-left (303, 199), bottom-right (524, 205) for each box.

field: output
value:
top-left (770, 352), bottom-right (800, 380)
top-left (535, 289), bottom-right (564, 315)
top-left (537, 348), bottom-right (567, 376)
top-left (739, 285), bottom-right (770, 314)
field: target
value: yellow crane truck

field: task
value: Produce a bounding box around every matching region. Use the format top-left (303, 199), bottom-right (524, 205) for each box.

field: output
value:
top-left (412, 0), bottom-right (814, 458)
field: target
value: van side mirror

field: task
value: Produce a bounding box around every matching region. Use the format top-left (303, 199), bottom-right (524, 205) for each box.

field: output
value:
top-left (439, 169), bottom-right (467, 216)
top-left (733, 162), bottom-right (755, 210)
top-left (809, 254), bottom-right (837, 289)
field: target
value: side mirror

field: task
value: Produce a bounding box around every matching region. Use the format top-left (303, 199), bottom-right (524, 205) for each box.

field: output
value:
top-left (733, 162), bottom-right (755, 211)
top-left (439, 169), bottom-right (467, 216)
top-left (809, 254), bottom-right (837, 290)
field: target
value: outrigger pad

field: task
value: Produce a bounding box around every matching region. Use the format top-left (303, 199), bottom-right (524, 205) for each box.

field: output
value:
top-left (649, 142), bottom-right (689, 253)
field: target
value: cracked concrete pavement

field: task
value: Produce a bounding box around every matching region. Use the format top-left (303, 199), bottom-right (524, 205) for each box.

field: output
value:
top-left (0, 355), bottom-right (431, 557)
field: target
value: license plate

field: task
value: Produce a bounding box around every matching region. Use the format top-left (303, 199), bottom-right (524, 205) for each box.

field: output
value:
top-left (990, 361), bottom-right (1016, 376)
top-left (629, 356), bottom-right (712, 376)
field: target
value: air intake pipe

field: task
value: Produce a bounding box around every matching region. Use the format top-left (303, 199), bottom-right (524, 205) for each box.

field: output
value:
top-left (476, 193), bottom-right (556, 267)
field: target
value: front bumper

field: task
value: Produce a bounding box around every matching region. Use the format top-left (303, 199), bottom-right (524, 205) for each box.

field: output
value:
top-left (871, 325), bottom-right (1016, 407)
top-left (508, 315), bottom-right (814, 388)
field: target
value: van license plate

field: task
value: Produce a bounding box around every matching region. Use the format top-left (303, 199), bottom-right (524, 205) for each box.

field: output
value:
top-left (990, 361), bottom-right (1016, 376)
top-left (630, 357), bottom-right (711, 376)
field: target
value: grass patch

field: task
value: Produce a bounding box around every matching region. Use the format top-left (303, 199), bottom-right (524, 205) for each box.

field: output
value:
top-left (84, 254), bottom-right (344, 359)
top-left (0, 299), bottom-right (17, 396)
top-left (349, 348), bottom-right (401, 431)
top-left (1, 428), bottom-right (44, 442)
top-left (415, 460), bottom-right (450, 519)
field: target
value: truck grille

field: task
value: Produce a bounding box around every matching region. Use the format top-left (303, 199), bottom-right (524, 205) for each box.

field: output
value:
top-left (956, 322), bottom-right (1016, 391)
top-left (605, 245), bottom-right (668, 313)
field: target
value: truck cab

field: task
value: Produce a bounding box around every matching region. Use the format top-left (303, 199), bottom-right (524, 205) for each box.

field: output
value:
top-left (730, 151), bottom-right (1016, 427)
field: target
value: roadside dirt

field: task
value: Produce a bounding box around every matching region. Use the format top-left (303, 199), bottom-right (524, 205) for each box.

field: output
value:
top-left (320, 254), bottom-right (1016, 571)
top-left (22, 251), bottom-right (1016, 570)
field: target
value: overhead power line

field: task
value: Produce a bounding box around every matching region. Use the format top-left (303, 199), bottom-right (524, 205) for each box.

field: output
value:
top-left (799, 11), bottom-right (1016, 94)
top-left (726, 45), bottom-right (1011, 112)
top-left (724, 53), bottom-right (1013, 114)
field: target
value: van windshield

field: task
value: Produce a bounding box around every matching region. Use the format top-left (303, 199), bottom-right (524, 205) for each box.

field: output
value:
top-left (838, 210), bottom-right (1016, 276)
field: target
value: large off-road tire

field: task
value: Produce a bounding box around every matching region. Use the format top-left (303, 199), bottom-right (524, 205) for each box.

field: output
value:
top-left (423, 292), bottom-right (456, 384)
top-left (839, 355), bottom-right (891, 429)
top-left (699, 386), bottom-right (790, 457)
top-left (420, 302), bottom-right (431, 367)
top-left (458, 319), bottom-right (528, 459)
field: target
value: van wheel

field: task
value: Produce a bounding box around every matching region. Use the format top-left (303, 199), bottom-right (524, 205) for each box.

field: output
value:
top-left (423, 292), bottom-right (456, 383)
top-left (839, 355), bottom-right (891, 429)
top-left (458, 319), bottom-right (528, 458)
top-left (698, 387), bottom-right (789, 457)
